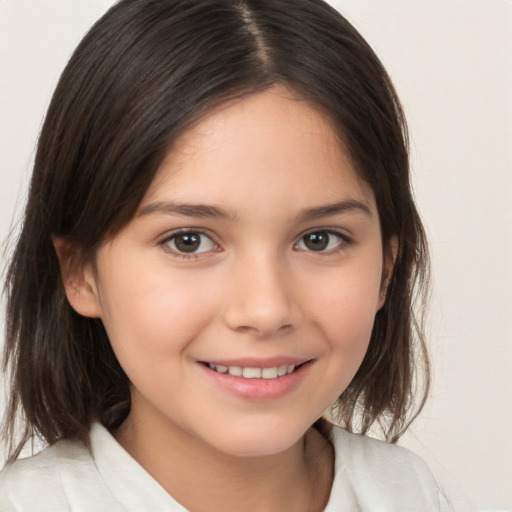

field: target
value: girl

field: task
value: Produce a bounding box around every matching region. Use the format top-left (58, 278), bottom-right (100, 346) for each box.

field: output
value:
top-left (0, 0), bottom-right (447, 510)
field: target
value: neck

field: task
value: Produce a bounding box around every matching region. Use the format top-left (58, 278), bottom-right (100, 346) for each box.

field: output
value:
top-left (114, 412), bottom-right (334, 512)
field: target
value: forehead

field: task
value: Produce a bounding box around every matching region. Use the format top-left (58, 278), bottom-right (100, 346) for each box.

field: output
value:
top-left (142, 86), bottom-right (375, 214)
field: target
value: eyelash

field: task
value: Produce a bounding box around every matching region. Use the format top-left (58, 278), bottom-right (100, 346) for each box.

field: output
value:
top-left (157, 229), bottom-right (220, 260)
top-left (157, 228), bottom-right (352, 260)
top-left (294, 229), bottom-right (352, 254)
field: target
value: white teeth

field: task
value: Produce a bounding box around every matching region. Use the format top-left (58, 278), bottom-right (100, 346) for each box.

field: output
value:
top-left (277, 365), bottom-right (288, 377)
top-left (261, 367), bottom-right (278, 379)
top-left (243, 367), bottom-right (262, 379)
top-left (210, 363), bottom-right (228, 373)
top-left (208, 363), bottom-right (298, 379)
top-left (228, 366), bottom-right (243, 377)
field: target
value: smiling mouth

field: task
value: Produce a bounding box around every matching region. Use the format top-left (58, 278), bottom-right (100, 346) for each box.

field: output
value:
top-left (202, 362), bottom-right (307, 380)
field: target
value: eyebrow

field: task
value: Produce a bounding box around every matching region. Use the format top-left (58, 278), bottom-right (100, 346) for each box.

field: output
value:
top-left (138, 198), bottom-right (371, 222)
top-left (138, 201), bottom-right (238, 221)
top-left (296, 199), bottom-right (372, 222)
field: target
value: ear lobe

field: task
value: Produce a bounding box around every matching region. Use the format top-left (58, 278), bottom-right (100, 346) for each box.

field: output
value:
top-left (53, 237), bottom-right (102, 318)
top-left (378, 235), bottom-right (398, 308)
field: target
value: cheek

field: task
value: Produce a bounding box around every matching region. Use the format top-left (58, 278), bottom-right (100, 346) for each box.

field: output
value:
top-left (96, 266), bottom-right (218, 360)
top-left (321, 287), bottom-right (379, 345)
top-left (309, 261), bottom-right (382, 336)
top-left (302, 257), bottom-right (383, 391)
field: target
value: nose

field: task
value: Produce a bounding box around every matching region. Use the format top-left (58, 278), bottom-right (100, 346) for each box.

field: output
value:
top-left (222, 255), bottom-right (303, 337)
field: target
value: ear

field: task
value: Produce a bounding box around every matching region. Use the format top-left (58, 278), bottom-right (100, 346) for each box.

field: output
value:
top-left (53, 237), bottom-right (103, 318)
top-left (378, 235), bottom-right (398, 309)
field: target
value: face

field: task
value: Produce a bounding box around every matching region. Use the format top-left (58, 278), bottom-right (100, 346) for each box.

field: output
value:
top-left (70, 86), bottom-right (391, 458)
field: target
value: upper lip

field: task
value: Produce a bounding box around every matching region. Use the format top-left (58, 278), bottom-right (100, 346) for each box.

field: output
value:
top-left (199, 357), bottom-right (312, 368)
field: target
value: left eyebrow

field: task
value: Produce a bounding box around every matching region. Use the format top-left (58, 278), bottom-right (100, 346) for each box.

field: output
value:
top-left (296, 199), bottom-right (372, 223)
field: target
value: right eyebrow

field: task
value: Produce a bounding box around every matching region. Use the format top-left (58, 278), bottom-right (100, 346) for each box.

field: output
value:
top-left (137, 201), bottom-right (238, 221)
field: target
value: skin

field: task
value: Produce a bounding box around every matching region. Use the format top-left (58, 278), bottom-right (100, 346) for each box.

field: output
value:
top-left (59, 86), bottom-right (394, 512)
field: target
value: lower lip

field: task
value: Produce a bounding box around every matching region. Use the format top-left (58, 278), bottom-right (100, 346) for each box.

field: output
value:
top-left (198, 361), bottom-right (312, 400)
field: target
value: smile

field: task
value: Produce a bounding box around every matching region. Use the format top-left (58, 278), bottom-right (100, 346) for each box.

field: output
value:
top-left (199, 359), bottom-right (312, 400)
top-left (207, 363), bottom-right (297, 380)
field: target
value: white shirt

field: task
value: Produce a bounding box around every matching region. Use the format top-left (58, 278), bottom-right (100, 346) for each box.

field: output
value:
top-left (0, 423), bottom-right (449, 511)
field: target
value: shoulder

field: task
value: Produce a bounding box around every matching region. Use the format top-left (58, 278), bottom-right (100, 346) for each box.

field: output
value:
top-left (328, 427), bottom-right (450, 511)
top-left (0, 440), bottom-right (80, 510)
top-left (0, 437), bottom-right (119, 511)
top-left (331, 426), bottom-right (432, 476)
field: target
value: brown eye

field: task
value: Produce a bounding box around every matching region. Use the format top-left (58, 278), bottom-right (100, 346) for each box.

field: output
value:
top-left (174, 233), bottom-right (201, 252)
top-left (303, 232), bottom-right (329, 251)
top-left (165, 232), bottom-right (216, 254)
top-left (296, 230), bottom-right (347, 252)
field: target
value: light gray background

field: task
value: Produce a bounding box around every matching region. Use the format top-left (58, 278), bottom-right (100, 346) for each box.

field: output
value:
top-left (1, 1), bottom-right (511, 510)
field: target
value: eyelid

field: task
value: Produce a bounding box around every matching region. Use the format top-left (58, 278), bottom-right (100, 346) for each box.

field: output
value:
top-left (294, 228), bottom-right (352, 253)
top-left (157, 228), bottom-right (222, 259)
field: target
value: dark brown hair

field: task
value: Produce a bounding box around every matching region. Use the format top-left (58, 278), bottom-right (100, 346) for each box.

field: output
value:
top-left (2, 0), bottom-right (429, 461)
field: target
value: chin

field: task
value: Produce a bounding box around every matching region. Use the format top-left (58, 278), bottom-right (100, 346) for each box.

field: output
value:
top-left (197, 418), bottom-right (311, 458)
